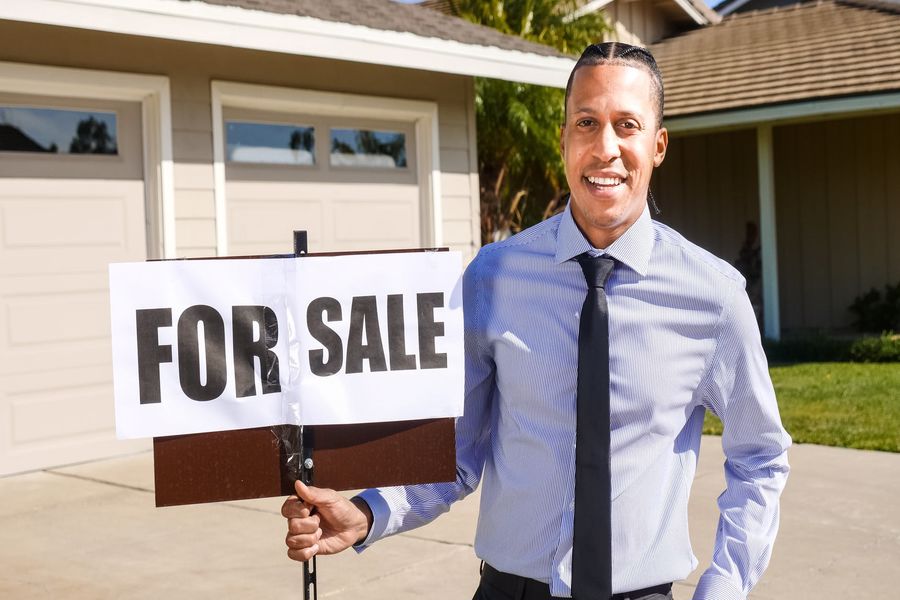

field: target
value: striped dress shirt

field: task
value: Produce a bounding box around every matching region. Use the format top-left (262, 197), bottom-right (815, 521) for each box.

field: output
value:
top-left (358, 203), bottom-right (791, 600)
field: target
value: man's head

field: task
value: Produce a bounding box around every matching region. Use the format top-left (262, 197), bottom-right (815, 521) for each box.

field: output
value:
top-left (565, 42), bottom-right (665, 129)
top-left (560, 43), bottom-right (668, 249)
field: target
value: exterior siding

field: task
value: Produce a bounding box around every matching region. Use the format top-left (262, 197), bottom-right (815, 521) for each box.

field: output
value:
top-left (604, 0), bottom-right (675, 46)
top-left (651, 128), bottom-right (760, 269)
top-left (653, 116), bottom-right (900, 333)
top-left (774, 114), bottom-right (900, 331)
top-left (0, 19), bottom-right (481, 261)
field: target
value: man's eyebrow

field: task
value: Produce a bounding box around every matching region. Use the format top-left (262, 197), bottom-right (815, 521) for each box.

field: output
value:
top-left (616, 111), bottom-right (644, 121)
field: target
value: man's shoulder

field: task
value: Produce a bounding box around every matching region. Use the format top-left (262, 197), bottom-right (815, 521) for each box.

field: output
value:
top-left (651, 219), bottom-right (745, 287)
top-left (470, 214), bottom-right (562, 270)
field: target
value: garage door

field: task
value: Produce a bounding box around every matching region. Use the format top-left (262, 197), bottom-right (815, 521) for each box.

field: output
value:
top-left (0, 93), bottom-right (148, 474)
top-left (224, 107), bottom-right (421, 255)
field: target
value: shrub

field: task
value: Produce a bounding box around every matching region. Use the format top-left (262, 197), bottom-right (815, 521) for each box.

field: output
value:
top-left (849, 333), bottom-right (900, 363)
top-left (848, 282), bottom-right (900, 333)
top-left (763, 336), bottom-right (853, 363)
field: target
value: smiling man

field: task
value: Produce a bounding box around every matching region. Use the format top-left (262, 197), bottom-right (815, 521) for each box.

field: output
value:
top-left (282, 43), bottom-right (791, 600)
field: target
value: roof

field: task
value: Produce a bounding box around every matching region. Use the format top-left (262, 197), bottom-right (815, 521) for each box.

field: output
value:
top-left (0, 0), bottom-right (575, 87)
top-left (651, 0), bottom-right (900, 117)
top-left (198, 0), bottom-right (565, 58)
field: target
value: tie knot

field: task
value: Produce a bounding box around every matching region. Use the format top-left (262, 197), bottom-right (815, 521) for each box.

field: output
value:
top-left (578, 254), bottom-right (615, 289)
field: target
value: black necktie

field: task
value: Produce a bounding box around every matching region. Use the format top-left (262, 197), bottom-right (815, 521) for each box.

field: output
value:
top-left (572, 253), bottom-right (615, 599)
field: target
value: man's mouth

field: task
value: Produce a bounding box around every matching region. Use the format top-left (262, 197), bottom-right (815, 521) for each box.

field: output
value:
top-left (585, 175), bottom-right (626, 189)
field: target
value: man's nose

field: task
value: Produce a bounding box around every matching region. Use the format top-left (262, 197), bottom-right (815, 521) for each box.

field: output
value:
top-left (592, 124), bottom-right (620, 163)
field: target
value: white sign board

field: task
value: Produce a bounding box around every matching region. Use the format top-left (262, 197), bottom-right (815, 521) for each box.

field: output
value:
top-left (110, 252), bottom-right (463, 439)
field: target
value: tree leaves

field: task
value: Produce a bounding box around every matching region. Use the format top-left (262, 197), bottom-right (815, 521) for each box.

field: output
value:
top-left (448, 0), bottom-right (610, 242)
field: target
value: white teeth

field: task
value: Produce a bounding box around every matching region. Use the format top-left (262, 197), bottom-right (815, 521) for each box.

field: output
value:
top-left (587, 176), bottom-right (623, 186)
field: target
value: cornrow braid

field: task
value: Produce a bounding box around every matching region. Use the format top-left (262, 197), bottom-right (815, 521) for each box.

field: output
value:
top-left (564, 42), bottom-right (665, 129)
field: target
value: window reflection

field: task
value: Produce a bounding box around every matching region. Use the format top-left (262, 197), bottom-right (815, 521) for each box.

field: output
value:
top-left (0, 106), bottom-right (118, 154)
top-left (226, 121), bottom-right (315, 165)
top-left (330, 129), bottom-right (407, 168)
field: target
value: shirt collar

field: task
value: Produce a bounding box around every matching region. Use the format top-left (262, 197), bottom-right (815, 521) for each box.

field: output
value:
top-left (554, 199), bottom-right (653, 277)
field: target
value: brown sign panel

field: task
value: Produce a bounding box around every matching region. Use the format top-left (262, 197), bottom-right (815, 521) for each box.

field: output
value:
top-left (154, 418), bottom-right (456, 507)
top-left (152, 244), bottom-right (457, 507)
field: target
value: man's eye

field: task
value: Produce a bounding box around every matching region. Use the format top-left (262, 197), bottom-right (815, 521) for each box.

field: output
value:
top-left (620, 121), bottom-right (640, 130)
top-left (577, 119), bottom-right (595, 127)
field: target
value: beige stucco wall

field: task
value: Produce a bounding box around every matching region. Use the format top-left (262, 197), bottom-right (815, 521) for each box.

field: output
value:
top-left (0, 19), bottom-right (481, 261)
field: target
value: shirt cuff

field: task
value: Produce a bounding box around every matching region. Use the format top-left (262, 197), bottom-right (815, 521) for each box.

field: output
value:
top-left (692, 572), bottom-right (746, 600)
top-left (351, 488), bottom-right (392, 553)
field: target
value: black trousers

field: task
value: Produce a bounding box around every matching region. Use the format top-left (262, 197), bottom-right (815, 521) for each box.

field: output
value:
top-left (473, 564), bottom-right (673, 600)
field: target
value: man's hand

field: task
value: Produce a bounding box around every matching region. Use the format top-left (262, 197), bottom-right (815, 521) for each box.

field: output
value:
top-left (281, 480), bottom-right (373, 562)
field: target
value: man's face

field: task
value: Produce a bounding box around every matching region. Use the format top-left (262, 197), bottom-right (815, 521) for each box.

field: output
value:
top-left (560, 64), bottom-right (668, 249)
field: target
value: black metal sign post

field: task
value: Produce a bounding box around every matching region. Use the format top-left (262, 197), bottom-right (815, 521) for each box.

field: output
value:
top-left (293, 231), bottom-right (317, 600)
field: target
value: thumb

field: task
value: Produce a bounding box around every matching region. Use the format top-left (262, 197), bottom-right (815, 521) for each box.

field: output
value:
top-left (294, 479), bottom-right (329, 507)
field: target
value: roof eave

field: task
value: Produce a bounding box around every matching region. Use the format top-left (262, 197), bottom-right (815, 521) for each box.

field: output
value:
top-left (672, 0), bottom-right (722, 25)
top-left (0, 0), bottom-right (574, 88)
top-left (664, 90), bottom-right (900, 134)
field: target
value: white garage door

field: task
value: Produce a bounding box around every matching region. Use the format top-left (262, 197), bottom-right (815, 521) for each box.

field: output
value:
top-left (0, 93), bottom-right (148, 475)
top-left (224, 107), bottom-right (421, 255)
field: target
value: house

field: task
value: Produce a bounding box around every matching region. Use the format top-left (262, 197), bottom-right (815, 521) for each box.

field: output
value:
top-left (649, 0), bottom-right (900, 339)
top-left (0, 0), bottom-right (573, 475)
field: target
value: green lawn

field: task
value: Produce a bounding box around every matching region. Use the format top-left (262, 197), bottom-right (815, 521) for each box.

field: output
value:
top-left (703, 362), bottom-right (900, 452)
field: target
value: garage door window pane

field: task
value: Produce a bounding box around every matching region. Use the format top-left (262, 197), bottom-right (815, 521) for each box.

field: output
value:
top-left (330, 128), bottom-right (406, 168)
top-left (0, 106), bottom-right (118, 154)
top-left (226, 121), bottom-right (315, 165)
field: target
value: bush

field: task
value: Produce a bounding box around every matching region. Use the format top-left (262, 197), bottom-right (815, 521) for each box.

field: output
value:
top-left (763, 336), bottom-right (854, 363)
top-left (848, 282), bottom-right (900, 333)
top-left (849, 333), bottom-right (900, 363)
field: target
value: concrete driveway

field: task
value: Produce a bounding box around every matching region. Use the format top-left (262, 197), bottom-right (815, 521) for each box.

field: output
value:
top-left (1, 436), bottom-right (897, 599)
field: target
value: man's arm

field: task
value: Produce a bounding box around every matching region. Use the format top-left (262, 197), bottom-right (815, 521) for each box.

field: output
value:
top-left (282, 253), bottom-right (496, 557)
top-left (352, 254), bottom-right (496, 547)
top-left (694, 284), bottom-right (791, 600)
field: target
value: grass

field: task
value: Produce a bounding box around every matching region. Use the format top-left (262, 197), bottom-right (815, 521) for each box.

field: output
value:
top-left (702, 362), bottom-right (900, 452)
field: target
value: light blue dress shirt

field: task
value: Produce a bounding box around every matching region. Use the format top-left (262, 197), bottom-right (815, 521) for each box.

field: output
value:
top-left (358, 203), bottom-right (791, 600)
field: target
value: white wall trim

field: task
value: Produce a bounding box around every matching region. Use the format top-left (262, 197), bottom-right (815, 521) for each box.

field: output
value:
top-left (210, 81), bottom-right (442, 254)
top-left (672, 0), bottom-right (712, 25)
top-left (0, 61), bottom-right (174, 258)
top-left (665, 91), bottom-right (900, 135)
top-left (563, 0), bottom-right (615, 23)
top-left (1, 0), bottom-right (574, 89)
top-left (756, 125), bottom-right (780, 341)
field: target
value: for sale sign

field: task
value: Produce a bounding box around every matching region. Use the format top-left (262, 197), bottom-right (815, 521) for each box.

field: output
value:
top-left (109, 252), bottom-right (463, 439)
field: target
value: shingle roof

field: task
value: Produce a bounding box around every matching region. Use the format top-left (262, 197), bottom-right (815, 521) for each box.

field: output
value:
top-left (195, 0), bottom-right (566, 58)
top-left (651, 0), bottom-right (900, 117)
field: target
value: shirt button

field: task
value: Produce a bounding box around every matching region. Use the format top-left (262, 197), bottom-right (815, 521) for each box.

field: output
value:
top-left (569, 500), bottom-right (575, 511)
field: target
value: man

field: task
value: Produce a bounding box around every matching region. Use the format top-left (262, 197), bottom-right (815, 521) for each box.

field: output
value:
top-left (282, 42), bottom-right (791, 600)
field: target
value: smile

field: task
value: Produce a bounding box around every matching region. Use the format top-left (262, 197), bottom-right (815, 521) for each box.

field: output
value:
top-left (585, 175), bottom-right (625, 187)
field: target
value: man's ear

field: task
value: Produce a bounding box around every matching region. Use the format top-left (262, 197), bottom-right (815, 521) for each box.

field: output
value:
top-left (653, 126), bottom-right (668, 167)
top-left (559, 124), bottom-right (566, 156)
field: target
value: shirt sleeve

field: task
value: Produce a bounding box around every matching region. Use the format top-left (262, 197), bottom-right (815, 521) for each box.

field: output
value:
top-left (355, 252), bottom-right (496, 548)
top-left (692, 282), bottom-right (791, 600)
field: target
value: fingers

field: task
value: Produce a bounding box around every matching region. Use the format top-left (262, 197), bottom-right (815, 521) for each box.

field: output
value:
top-left (286, 528), bottom-right (322, 550)
top-left (287, 542), bottom-right (320, 563)
top-left (281, 495), bottom-right (313, 519)
top-left (286, 525), bottom-right (323, 563)
top-left (287, 513), bottom-right (321, 535)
